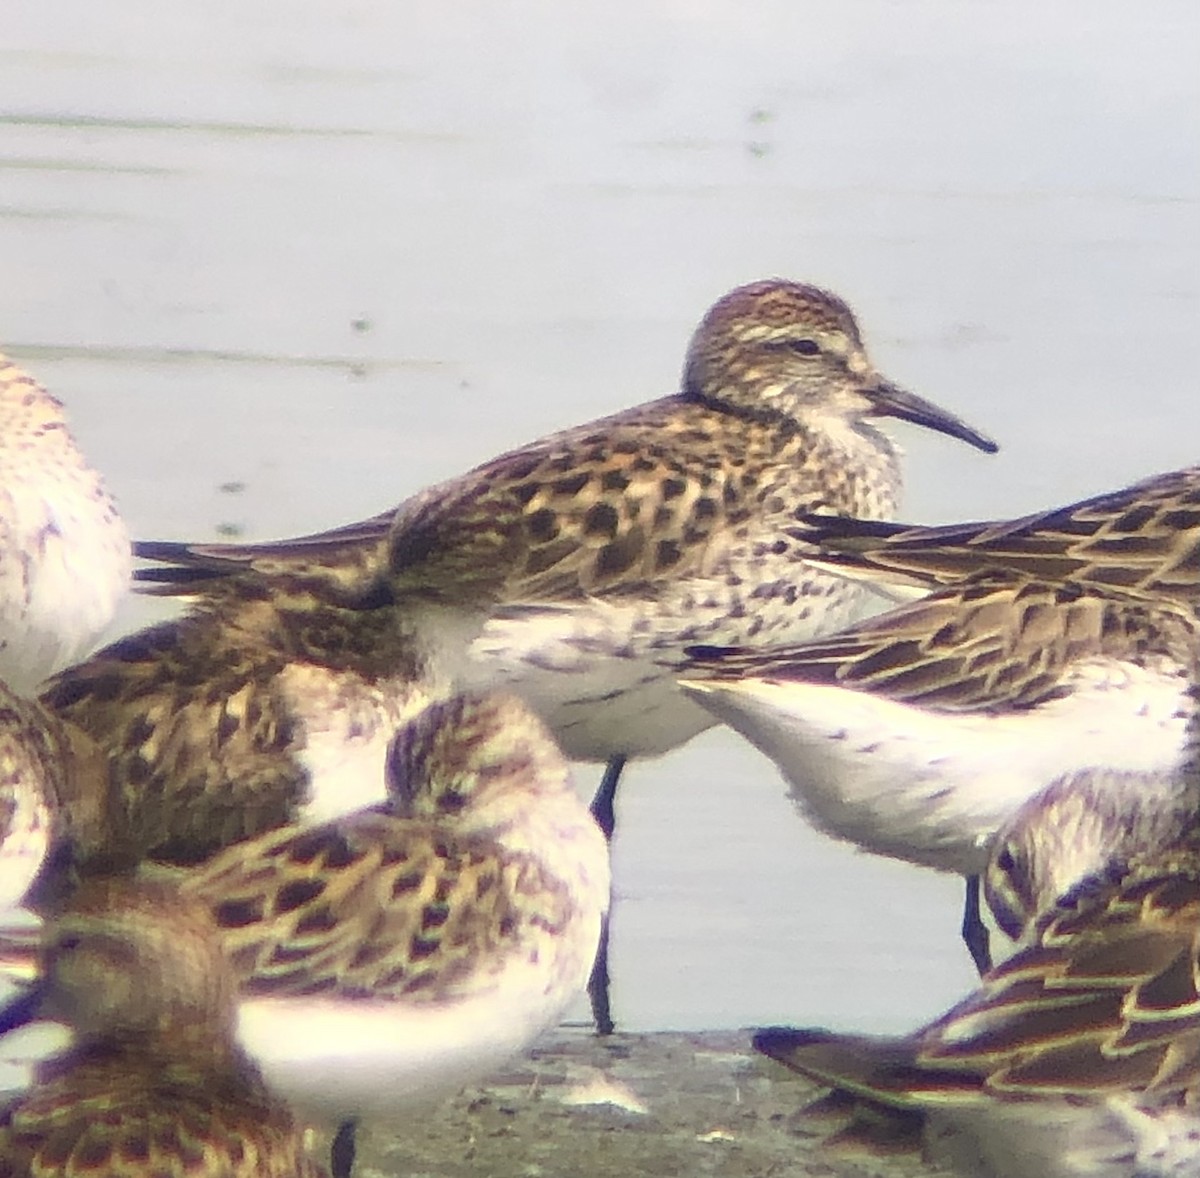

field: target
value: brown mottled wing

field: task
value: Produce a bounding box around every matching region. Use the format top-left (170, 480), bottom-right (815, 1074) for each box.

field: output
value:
top-left (384, 403), bottom-right (758, 609)
top-left (385, 399), bottom-right (779, 605)
top-left (0, 1068), bottom-right (327, 1177)
top-left (687, 574), bottom-right (1200, 712)
top-left (918, 858), bottom-right (1200, 1096)
top-left (131, 401), bottom-right (754, 608)
top-left (756, 861), bottom-right (1200, 1112)
top-left (182, 810), bottom-right (572, 1001)
top-left (39, 617), bottom-right (306, 867)
top-left (790, 466), bottom-right (1200, 599)
top-left (134, 507), bottom-right (396, 604)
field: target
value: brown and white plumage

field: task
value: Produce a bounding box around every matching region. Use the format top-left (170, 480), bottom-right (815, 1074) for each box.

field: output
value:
top-left (132, 279), bottom-right (996, 815)
top-left (0, 683), bottom-right (106, 911)
top-left (681, 573), bottom-right (1200, 876)
top-left (12, 693), bottom-right (608, 1139)
top-left (0, 354), bottom-right (131, 695)
top-left (789, 465), bottom-right (1200, 601)
top-left (755, 760), bottom-right (1200, 1178)
top-left (983, 765), bottom-right (1200, 956)
top-left (173, 691), bottom-right (609, 1124)
top-left (37, 588), bottom-right (435, 872)
top-left (0, 877), bottom-right (327, 1178)
top-left (125, 279), bottom-right (994, 1033)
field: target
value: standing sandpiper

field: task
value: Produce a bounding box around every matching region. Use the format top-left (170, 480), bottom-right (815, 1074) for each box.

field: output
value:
top-left (135, 279), bottom-right (997, 825)
top-left (0, 353), bottom-right (131, 695)
top-left (133, 278), bottom-right (998, 1027)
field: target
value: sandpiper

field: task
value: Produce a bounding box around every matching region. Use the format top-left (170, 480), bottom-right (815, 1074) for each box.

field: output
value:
top-left (755, 756), bottom-right (1200, 1178)
top-left (37, 579), bottom-right (438, 870)
top-left (19, 691), bottom-right (609, 1178)
top-left (0, 353), bottom-right (131, 695)
top-left (133, 278), bottom-right (998, 842)
top-left (0, 876), bottom-right (328, 1177)
top-left (681, 572), bottom-right (1200, 971)
top-left (789, 464), bottom-right (1200, 601)
top-left (982, 654), bottom-right (1200, 954)
top-left (131, 278), bottom-right (996, 1028)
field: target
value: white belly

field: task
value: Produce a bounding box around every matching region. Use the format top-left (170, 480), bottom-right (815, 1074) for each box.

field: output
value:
top-left (684, 659), bottom-right (1192, 874)
top-left (239, 926), bottom-right (598, 1123)
top-left (463, 580), bottom-right (872, 762)
top-left (0, 482), bottom-right (130, 695)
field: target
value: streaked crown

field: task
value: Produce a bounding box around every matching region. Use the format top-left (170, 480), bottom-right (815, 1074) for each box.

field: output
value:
top-left (385, 692), bottom-right (571, 822)
top-left (682, 279), bottom-right (867, 416)
top-left (985, 760), bottom-right (1200, 940)
top-left (680, 279), bottom-right (997, 453)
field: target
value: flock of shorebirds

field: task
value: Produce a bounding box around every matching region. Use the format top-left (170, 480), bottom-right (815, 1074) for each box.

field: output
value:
top-left (0, 278), bottom-right (1197, 1177)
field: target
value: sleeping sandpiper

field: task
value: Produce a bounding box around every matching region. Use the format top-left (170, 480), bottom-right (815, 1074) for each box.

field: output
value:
top-left (37, 579), bottom-right (440, 871)
top-left (0, 353), bottom-right (131, 695)
top-left (755, 741), bottom-right (1200, 1178)
top-left (19, 691), bottom-right (608, 1178)
top-left (0, 680), bottom-right (106, 912)
top-left (0, 876), bottom-right (328, 1176)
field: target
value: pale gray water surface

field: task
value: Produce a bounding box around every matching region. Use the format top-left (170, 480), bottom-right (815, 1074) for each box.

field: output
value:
top-left (2, 2), bottom-right (1198, 1036)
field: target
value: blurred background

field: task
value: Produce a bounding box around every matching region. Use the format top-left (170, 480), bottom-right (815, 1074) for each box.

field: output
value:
top-left (2, 1), bottom-right (1197, 1033)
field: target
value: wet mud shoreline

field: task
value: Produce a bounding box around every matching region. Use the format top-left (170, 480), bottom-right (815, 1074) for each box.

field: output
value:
top-left (352, 1028), bottom-right (934, 1178)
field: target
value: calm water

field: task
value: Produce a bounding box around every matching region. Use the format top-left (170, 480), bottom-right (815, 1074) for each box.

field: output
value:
top-left (3, 2), bottom-right (1198, 1035)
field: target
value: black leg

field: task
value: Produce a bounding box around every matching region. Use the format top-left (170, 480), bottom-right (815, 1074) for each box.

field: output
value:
top-left (961, 875), bottom-right (991, 975)
top-left (587, 910), bottom-right (615, 1035)
top-left (589, 755), bottom-right (626, 842)
top-left (331, 1119), bottom-right (358, 1178)
top-left (587, 757), bottom-right (625, 1035)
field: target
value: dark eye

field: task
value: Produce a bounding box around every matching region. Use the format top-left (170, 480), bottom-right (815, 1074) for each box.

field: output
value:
top-left (787, 339), bottom-right (821, 357)
top-left (57, 934), bottom-right (83, 954)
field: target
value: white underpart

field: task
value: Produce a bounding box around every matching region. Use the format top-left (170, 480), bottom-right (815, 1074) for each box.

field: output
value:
top-left (1, 483), bottom-right (130, 695)
top-left (240, 801), bottom-right (608, 1125)
top-left (233, 749), bottom-right (609, 1126)
top-left (463, 603), bottom-right (709, 761)
top-left (684, 658), bottom-right (1191, 875)
top-left (292, 726), bottom-right (394, 822)
top-left (465, 582), bottom-right (869, 763)
top-left (240, 944), bottom-right (592, 1124)
top-left (277, 667), bottom-right (430, 823)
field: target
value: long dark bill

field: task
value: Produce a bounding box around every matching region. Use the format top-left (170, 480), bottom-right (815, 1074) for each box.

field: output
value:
top-left (867, 380), bottom-right (998, 454)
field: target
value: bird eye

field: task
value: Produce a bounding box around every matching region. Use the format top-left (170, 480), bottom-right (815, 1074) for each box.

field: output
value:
top-left (56, 934), bottom-right (83, 954)
top-left (787, 339), bottom-right (821, 357)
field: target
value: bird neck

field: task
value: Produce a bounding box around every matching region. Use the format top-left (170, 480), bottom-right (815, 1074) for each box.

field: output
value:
top-left (681, 385), bottom-right (807, 432)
